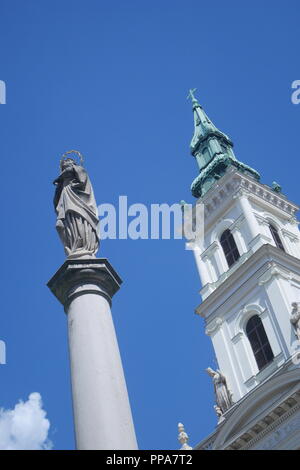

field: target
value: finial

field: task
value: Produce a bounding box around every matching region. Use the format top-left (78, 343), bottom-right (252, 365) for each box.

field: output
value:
top-left (187, 88), bottom-right (198, 102)
top-left (271, 181), bottom-right (282, 193)
top-left (178, 422), bottom-right (193, 450)
top-left (180, 199), bottom-right (188, 212)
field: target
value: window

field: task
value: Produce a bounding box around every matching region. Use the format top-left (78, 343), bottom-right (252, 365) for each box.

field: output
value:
top-left (220, 229), bottom-right (240, 268)
top-left (269, 223), bottom-right (285, 252)
top-left (246, 315), bottom-right (274, 370)
top-left (202, 147), bottom-right (211, 166)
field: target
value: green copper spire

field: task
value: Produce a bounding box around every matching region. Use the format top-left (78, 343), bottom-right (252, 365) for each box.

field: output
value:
top-left (187, 89), bottom-right (260, 198)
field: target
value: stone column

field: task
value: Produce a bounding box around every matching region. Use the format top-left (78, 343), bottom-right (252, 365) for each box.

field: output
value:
top-left (234, 191), bottom-right (261, 244)
top-left (48, 258), bottom-right (138, 450)
top-left (193, 247), bottom-right (211, 286)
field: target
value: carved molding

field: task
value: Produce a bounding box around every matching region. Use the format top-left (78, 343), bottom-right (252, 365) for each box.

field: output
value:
top-left (231, 332), bottom-right (243, 345)
top-left (233, 303), bottom-right (266, 338)
top-left (258, 264), bottom-right (291, 286)
top-left (289, 216), bottom-right (300, 226)
top-left (205, 317), bottom-right (223, 336)
top-left (225, 393), bottom-right (300, 450)
top-left (202, 169), bottom-right (298, 224)
top-left (282, 228), bottom-right (299, 243)
top-left (200, 240), bottom-right (219, 259)
top-left (232, 187), bottom-right (251, 200)
top-left (230, 214), bottom-right (245, 232)
top-left (255, 213), bottom-right (269, 226)
top-left (246, 403), bottom-right (300, 450)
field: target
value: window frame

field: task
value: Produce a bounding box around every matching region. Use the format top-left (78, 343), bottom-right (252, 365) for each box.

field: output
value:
top-left (220, 229), bottom-right (240, 268)
top-left (245, 315), bottom-right (274, 371)
top-left (268, 223), bottom-right (285, 252)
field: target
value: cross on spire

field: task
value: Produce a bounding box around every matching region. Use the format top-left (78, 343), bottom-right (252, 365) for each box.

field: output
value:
top-left (187, 88), bottom-right (197, 102)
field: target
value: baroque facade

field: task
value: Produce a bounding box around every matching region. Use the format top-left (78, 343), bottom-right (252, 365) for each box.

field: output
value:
top-left (186, 91), bottom-right (300, 450)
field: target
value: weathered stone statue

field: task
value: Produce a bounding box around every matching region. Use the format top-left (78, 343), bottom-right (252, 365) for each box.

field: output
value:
top-left (206, 367), bottom-right (233, 416)
top-left (290, 302), bottom-right (300, 341)
top-left (177, 423), bottom-right (192, 450)
top-left (214, 404), bottom-right (223, 419)
top-left (53, 152), bottom-right (100, 258)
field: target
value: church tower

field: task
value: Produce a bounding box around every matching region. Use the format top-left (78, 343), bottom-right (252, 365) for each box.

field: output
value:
top-left (186, 90), bottom-right (300, 450)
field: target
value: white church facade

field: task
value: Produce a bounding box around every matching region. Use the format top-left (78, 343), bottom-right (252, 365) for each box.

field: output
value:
top-left (185, 90), bottom-right (300, 450)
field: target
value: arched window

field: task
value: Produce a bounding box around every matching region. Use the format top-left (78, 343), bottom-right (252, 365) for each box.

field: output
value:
top-left (269, 223), bottom-right (285, 252)
top-left (220, 229), bottom-right (240, 268)
top-left (246, 315), bottom-right (274, 370)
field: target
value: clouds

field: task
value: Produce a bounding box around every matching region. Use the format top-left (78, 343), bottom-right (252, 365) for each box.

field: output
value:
top-left (0, 393), bottom-right (52, 450)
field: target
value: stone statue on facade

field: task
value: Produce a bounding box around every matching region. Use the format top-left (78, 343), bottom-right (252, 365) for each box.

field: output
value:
top-left (206, 367), bottom-right (233, 417)
top-left (53, 151), bottom-right (100, 259)
top-left (290, 302), bottom-right (300, 341)
top-left (214, 405), bottom-right (223, 419)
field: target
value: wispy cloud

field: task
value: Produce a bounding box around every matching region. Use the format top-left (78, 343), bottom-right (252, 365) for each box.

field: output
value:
top-left (0, 393), bottom-right (52, 450)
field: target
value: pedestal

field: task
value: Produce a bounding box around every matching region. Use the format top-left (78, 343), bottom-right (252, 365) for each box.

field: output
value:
top-left (48, 258), bottom-right (138, 450)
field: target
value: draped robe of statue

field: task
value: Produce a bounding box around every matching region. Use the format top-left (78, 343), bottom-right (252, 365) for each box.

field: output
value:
top-left (53, 162), bottom-right (100, 258)
top-left (212, 370), bottom-right (232, 414)
top-left (206, 367), bottom-right (232, 415)
top-left (291, 302), bottom-right (300, 341)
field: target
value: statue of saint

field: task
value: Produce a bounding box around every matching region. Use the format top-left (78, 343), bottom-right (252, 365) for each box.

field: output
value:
top-left (206, 367), bottom-right (233, 415)
top-left (291, 302), bottom-right (300, 341)
top-left (53, 152), bottom-right (100, 258)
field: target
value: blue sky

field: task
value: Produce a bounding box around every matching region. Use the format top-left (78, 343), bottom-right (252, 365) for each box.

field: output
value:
top-left (0, 0), bottom-right (299, 450)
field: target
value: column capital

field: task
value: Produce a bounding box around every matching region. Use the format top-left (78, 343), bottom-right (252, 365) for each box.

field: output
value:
top-left (47, 258), bottom-right (122, 310)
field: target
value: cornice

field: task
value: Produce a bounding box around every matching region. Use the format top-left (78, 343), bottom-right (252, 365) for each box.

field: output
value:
top-left (198, 250), bottom-right (252, 305)
top-left (239, 177), bottom-right (298, 215)
top-left (196, 169), bottom-right (299, 229)
top-left (196, 244), bottom-right (300, 319)
top-left (228, 393), bottom-right (300, 450)
top-left (258, 263), bottom-right (293, 286)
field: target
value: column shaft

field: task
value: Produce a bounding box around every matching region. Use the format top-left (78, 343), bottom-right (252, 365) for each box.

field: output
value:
top-left (67, 291), bottom-right (137, 450)
top-left (48, 258), bottom-right (138, 450)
